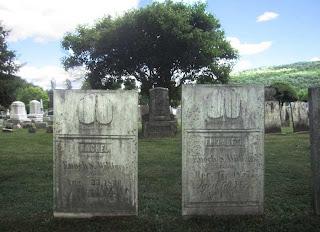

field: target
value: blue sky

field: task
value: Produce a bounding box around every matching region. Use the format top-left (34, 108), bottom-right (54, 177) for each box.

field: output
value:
top-left (2, 0), bottom-right (320, 89)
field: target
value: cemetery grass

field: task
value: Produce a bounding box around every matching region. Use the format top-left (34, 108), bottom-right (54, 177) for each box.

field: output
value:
top-left (1, 125), bottom-right (320, 231)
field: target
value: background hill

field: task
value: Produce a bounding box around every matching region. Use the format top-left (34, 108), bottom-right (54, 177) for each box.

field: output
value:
top-left (230, 61), bottom-right (320, 91)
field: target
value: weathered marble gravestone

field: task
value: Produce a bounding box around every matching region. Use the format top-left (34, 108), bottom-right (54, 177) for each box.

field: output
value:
top-left (265, 101), bottom-right (281, 133)
top-left (182, 84), bottom-right (264, 215)
top-left (308, 87), bottom-right (320, 215)
top-left (281, 104), bottom-right (290, 127)
top-left (54, 90), bottom-right (138, 218)
top-left (142, 88), bottom-right (177, 137)
top-left (291, 101), bottom-right (309, 132)
top-left (8, 101), bottom-right (31, 124)
top-left (309, 87), bottom-right (320, 215)
top-left (28, 100), bottom-right (43, 122)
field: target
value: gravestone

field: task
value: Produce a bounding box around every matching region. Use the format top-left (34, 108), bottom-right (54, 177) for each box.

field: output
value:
top-left (309, 87), bottom-right (320, 215)
top-left (182, 84), bottom-right (264, 215)
top-left (28, 100), bottom-right (43, 122)
top-left (291, 101), bottom-right (309, 132)
top-left (138, 105), bottom-right (149, 122)
top-left (8, 101), bottom-right (31, 124)
top-left (142, 88), bottom-right (177, 137)
top-left (280, 104), bottom-right (290, 127)
top-left (265, 101), bottom-right (281, 133)
top-left (54, 90), bottom-right (138, 218)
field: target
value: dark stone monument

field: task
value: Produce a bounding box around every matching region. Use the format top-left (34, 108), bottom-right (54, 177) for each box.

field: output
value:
top-left (309, 87), bottom-right (320, 215)
top-left (142, 88), bottom-right (177, 137)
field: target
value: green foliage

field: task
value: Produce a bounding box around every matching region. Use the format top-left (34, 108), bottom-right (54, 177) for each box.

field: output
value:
top-left (0, 72), bottom-right (31, 108)
top-left (0, 21), bottom-right (21, 74)
top-left (298, 89), bottom-right (308, 102)
top-left (61, 0), bottom-right (237, 102)
top-left (230, 61), bottom-right (320, 97)
top-left (270, 81), bottom-right (298, 104)
top-left (16, 86), bottom-right (49, 111)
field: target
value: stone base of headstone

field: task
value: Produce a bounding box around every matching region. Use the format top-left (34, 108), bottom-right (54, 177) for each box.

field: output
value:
top-left (2, 128), bottom-right (13, 132)
top-left (28, 114), bottom-right (44, 122)
top-left (43, 116), bottom-right (53, 122)
top-left (46, 125), bottom-right (53, 133)
top-left (35, 122), bottom-right (47, 129)
top-left (8, 118), bottom-right (31, 125)
top-left (28, 127), bottom-right (36, 133)
top-left (142, 114), bottom-right (177, 138)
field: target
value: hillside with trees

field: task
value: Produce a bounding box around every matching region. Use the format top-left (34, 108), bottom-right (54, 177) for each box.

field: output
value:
top-left (230, 61), bottom-right (320, 91)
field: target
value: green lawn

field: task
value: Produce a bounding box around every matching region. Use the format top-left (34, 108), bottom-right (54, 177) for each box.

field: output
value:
top-left (0, 125), bottom-right (319, 232)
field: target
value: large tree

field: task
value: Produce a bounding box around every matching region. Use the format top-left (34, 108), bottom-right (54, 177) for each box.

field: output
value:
top-left (61, 0), bottom-right (237, 101)
top-left (270, 81), bottom-right (298, 105)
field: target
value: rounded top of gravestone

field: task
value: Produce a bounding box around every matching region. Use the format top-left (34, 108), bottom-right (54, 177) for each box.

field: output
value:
top-left (150, 87), bottom-right (169, 92)
top-left (30, 100), bottom-right (40, 104)
top-left (11, 101), bottom-right (25, 107)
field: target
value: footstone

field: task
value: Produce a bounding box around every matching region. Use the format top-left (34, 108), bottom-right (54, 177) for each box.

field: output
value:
top-left (182, 84), bottom-right (264, 216)
top-left (54, 90), bottom-right (138, 218)
top-left (309, 87), bottom-right (320, 215)
top-left (142, 88), bottom-right (177, 137)
top-left (265, 101), bottom-right (281, 133)
top-left (291, 101), bottom-right (309, 132)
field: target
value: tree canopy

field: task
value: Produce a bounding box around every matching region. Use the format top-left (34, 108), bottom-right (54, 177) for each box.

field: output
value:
top-left (16, 86), bottom-right (49, 112)
top-left (61, 0), bottom-right (237, 101)
top-left (270, 81), bottom-right (298, 105)
top-left (0, 22), bottom-right (20, 75)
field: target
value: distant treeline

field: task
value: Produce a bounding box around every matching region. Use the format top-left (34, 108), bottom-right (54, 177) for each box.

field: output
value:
top-left (230, 61), bottom-right (320, 91)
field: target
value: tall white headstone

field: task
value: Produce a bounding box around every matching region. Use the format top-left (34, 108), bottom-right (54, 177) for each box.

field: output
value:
top-left (182, 85), bottom-right (264, 215)
top-left (54, 90), bottom-right (138, 218)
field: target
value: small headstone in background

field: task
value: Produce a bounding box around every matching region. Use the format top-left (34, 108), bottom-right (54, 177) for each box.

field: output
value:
top-left (281, 104), bottom-right (290, 127)
top-left (28, 100), bottom-right (43, 122)
top-left (182, 84), bottom-right (264, 216)
top-left (291, 101), bottom-right (309, 132)
top-left (265, 101), bottom-right (281, 133)
top-left (142, 88), bottom-right (177, 137)
top-left (138, 105), bottom-right (149, 122)
top-left (46, 125), bottom-right (53, 133)
top-left (54, 90), bottom-right (138, 218)
top-left (28, 126), bottom-right (36, 133)
top-left (35, 122), bottom-right (47, 129)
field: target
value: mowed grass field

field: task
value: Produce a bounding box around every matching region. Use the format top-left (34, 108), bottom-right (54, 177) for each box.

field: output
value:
top-left (0, 124), bottom-right (319, 231)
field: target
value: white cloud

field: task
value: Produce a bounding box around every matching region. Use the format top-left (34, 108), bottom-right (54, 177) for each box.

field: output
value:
top-left (310, 57), bottom-right (320, 62)
top-left (0, 0), bottom-right (140, 42)
top-left (227, 37), bottom-right (272, 55)
top-left (17, 65), bottom-right (86, 89)
top-left (231, 60), bottom-right (252, 74)
top-left (257, 12), bottom-right (279, 22)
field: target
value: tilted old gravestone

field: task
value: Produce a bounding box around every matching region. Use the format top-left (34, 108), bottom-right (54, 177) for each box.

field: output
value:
top-left (309, 87), bottom-right (320, 215)
top-left (54, 90), bottom-right (138, 218)
top-left (142, 88), bottom-right (177, 137)
top-left (264, 101), bottom-right (281, 133)
top-left (182, 85), bottom-right (264, 215)
top-left (291, 101), bottom-right (309, 132)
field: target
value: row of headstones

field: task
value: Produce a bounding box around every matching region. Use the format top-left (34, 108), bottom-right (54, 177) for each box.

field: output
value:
top-left (53, 85), bottom-right (320, 217)
top-left (1, 100), bottom-right (53, 133)
top-left (265, 101), bottom-right (309, 133)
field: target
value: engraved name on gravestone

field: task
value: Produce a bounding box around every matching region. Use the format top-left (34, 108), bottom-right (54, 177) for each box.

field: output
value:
top-left (54, 90), bottom-right (138, 218)
top-left (182, 85), bottom-right (264, 215)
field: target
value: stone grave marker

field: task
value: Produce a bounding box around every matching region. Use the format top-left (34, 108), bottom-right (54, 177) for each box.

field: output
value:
top-left (291, 101), bottom-right (309, 132)
top-left (265, 101), bottom-right (281, 133)
top-left (309, 87), bottom-right (320, 215)
top-left (54, 90), bottom-right (138, 218)
top-left (280, 104), bottom-right (290, 127)
top-left (28, 100), bottom-right (43, 122)
top-left (182, 84), bottom-right (264, 215)
top-left (142, 87), bottom-right (177, 137)
top-left (8, 101), bottom-right (31, 124)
